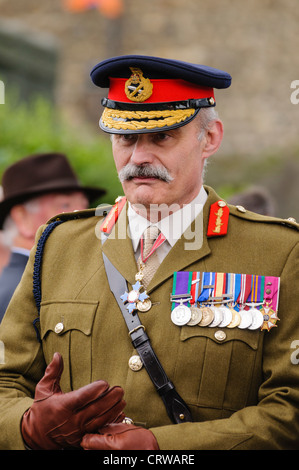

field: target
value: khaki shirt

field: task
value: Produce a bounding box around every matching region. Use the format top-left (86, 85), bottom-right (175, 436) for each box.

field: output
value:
top-left (0, 186), bottom-right (298, 450)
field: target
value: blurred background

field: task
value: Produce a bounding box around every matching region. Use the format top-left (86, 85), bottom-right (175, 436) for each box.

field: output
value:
top-left (0, 0), bottom-right (298, 218)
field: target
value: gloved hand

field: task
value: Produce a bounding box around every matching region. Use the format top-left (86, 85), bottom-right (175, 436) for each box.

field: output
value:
top-left (21, 352), bottom-right (126, 450)
top-left (81, 422), bottom-right (160, 450)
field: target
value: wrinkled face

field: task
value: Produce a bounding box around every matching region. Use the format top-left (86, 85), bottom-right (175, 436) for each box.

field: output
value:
top-left (112, 117), bottom-right (214, 211)
top-left (29, 191), bottom-right (89, 229)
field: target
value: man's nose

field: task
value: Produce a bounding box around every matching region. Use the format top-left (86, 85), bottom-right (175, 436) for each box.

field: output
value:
top-left (130, 137), bottom-right (155, 166)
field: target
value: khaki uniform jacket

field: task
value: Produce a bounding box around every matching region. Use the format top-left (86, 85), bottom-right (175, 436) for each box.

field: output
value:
top-left (0, 186), bottom-right (298, 450)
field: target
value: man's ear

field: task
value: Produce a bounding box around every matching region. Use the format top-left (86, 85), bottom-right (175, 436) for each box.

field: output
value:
top-left (201, 119), bottom-right (224, 160)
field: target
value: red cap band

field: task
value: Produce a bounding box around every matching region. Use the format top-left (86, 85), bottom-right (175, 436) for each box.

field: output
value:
top-left (108, 77), bottom-right (214, 103)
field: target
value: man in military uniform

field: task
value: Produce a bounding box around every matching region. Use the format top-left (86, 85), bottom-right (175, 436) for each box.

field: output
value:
top-left (0, 55), bottom-right (298, 450)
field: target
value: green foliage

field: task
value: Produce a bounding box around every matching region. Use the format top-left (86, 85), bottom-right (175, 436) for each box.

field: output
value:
top-left (0, 92), bottom-right (123, 205)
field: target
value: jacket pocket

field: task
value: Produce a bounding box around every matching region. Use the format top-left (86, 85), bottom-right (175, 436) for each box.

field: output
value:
top-left (40, 300), bottom-right (98, 392)
top-left (174, 326), bottom-right (262, 415)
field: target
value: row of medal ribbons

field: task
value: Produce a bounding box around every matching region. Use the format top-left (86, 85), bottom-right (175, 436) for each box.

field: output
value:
top-left (170, 271), bottom-right (280, 331)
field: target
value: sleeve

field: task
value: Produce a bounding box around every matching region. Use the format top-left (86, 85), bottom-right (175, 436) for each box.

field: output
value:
top-left (150, 241), bottom-right (299, 450)
top-left (0, 226), bottom-right (47, 450)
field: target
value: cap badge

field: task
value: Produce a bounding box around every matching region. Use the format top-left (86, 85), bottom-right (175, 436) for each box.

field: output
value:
top-left (125, 67), bottom-right (153, 102)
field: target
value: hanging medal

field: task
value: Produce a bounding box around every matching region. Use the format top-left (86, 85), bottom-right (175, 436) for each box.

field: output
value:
top-left (171, 271), bottom-right (192, 326)
top-left (246, 275), bottom-right (265, 330)
top-left (217, 273), bottom-right (234, 327)
top-left (208, 272), bottom-right (224, 327)
top-left (197, 272), bottom-right (215, 327)
top-left (260, 276), bottom-right (280, 331)
top-left (187, 272), bottom-right (203, 326)
top-left (227, 273), bottom-right (242, 328)
top-left (121, 229), bottom-right (166, 314)
top-left (237, 274), bottom-right (253, 329)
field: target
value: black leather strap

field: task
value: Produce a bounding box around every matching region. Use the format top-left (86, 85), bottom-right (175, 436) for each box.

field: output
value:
top-left (102, 251), bottom-right (193, 424)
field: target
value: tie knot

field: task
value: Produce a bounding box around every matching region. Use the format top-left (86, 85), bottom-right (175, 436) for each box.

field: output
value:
top-left (143, 225), bottom-right (160, 258)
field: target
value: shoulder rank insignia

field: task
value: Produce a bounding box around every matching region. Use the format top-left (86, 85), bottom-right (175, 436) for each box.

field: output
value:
top-left (99, 196), bottom-right (126, 234)
top-left (207, 200), bottom-right (229, 237)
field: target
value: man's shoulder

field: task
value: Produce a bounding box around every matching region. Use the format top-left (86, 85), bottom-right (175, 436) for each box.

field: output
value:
top-left (227, 203), bottom-right (299, 242)
top-left (47, 203), bottom-right (113, 225)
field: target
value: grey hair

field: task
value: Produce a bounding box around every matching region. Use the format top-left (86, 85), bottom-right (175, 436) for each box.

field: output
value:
top-left (2, 198), bottom-right (42, 247)
top-left (196, 107), bottom-right (220, 180)
top-left (196, 107), bottom-right (219, 141)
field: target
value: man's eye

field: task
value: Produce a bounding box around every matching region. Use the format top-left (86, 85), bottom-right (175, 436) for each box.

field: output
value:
top-left (153, 133), bottom-right (169, 142)
top-left (118, 134), bottom-right (136, 144)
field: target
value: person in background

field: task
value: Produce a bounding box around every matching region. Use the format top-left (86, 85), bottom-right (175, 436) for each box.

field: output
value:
top-left (228, 186), bottom-right (276, 216)
top-left (0, 186), bottom-right (10, 275)
top-left (0, 152), bottom-right (105, 321)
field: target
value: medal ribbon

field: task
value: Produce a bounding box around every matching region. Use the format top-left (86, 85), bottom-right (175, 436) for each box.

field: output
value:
top-left (247, 275), bottom-right (264, 307)
top-left (190, 272), bottom-right (201, 305)
top-left (237, 274), bottom-right (252, 310)
top-left (214, 272), bottom-right (225, 305)
top-left (140, 230), bottom-right (166, 263)
top-left (197, 272), bottom-right (215, 304)
top-left (225, 273), bottom-right (234, 305)
top-left (171, 271), bottom-right (193, 310)
top-left (264, 276), bottom-right (280, 311)
top-left (233, 273), bottom-right (242, 311)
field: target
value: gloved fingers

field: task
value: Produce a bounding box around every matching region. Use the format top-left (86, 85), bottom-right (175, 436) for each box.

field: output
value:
top-left (81, 423), bottom-right (159, 451)
top-left (80, 432), bottom-right (110, 450)
top-left (34, 352), bottom-right (64, 401)
top-left (62, 382), bottom-right (124, 415)
top-left (49, 400), bottom-right (126, 448)
top-left (84, 395), bottom-right (126, 432)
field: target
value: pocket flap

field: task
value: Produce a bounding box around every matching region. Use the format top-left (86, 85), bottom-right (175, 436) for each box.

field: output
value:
top-left (180, 325), bottom-right (260, 350)
top-left (40, 300), bottom-right (98, 339)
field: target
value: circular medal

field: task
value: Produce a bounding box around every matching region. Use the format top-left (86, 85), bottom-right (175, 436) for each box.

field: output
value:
top-left (227, 309), bottom-right (241, 328)
top-left (238, 309), bottom-right (253, 329)
top-left (218, 306), bottom-right (233, 328)
top-left (208, 306), bottom-right (223, 327)
top-left (248, 308), bottom-right (264, 330)
top-left (187, 306), bottom-right (203, 326)
top-left (171, 304), bottom-right (191, 326)
top-left (136, 298), bottom-right (152, 313)
top-left (197, 307), bottom-right (214, 327)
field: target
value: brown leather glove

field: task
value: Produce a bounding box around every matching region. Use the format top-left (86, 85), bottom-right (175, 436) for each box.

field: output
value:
top-left (81, 422), bottom-right (160, 450)
top-left (21, 352), bottom-right (126, 450)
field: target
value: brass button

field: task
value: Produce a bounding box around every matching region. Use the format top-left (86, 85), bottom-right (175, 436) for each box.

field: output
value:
top-left (266, 289), bottom-right (272, 294)
top-left (214, 330), bottom-right (226, 342)
top-left (128, 355), bottom-right (143, 371)
top-left (236, 205), bottom-right (246, 213)
top-left (54, 322), bottom-right (64, 334)
top-left (218, 200), bottom-right (227, 207)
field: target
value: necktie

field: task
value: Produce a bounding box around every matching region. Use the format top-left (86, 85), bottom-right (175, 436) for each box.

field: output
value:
top-left (138, 225), bottom-right (161, 289)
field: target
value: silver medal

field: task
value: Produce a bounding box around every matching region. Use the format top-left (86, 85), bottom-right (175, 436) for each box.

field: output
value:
top-left (208, 306), bottom-right (223, 327)
top-left (238, 309), bottom-right (253, 329)
top-left (217, 306), bottom-right (233, 328)
top-left (171, 302), bottom-right (192, 326)
top-left (248, 308), bottom-right (264, 330)
top-left (187, 306), bottom-right (203, 326)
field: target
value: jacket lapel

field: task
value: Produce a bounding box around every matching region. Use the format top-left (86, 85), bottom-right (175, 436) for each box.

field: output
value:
top-left (101, 202), bottom-right (138, 285)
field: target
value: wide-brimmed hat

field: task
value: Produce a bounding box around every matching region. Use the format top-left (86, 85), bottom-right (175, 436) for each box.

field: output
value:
top-left (0, 152), bottom-right (106, 228)
top-left (90, 54), bottom-right (231, 134)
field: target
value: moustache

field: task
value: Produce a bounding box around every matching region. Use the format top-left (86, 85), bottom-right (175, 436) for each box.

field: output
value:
top-left (118, 164), bottom-right (173, 183)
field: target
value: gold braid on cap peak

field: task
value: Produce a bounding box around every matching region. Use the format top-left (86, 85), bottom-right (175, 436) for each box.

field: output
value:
top-left (101, 107), bottom-right (196, 131)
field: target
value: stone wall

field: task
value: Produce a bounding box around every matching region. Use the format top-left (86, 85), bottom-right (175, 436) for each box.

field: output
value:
top-left (0, 0), bottom-right (298, 217)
